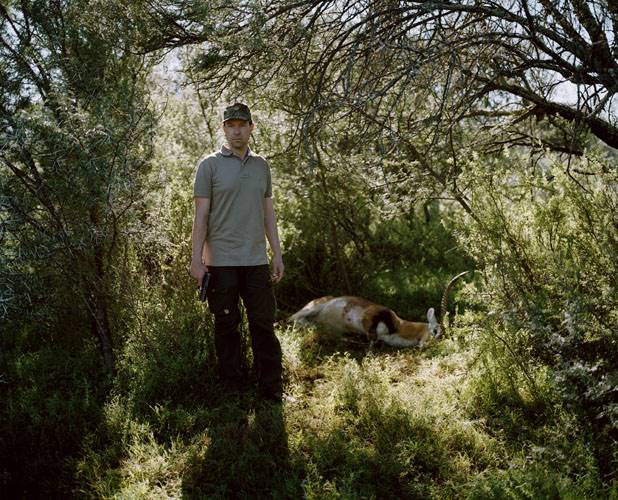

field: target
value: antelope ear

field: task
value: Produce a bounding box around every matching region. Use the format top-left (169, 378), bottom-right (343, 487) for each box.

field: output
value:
top-left (427, 307), bottom-right (436, 324)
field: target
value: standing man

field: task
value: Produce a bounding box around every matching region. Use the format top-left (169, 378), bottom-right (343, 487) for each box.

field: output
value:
top-left (190, 102), bottom-right (285, 401)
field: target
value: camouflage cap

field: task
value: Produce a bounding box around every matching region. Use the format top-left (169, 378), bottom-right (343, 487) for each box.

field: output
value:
top-left (223, 102), bottom-right (252, 122)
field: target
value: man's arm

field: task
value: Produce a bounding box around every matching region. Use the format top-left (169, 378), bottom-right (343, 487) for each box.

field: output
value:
top-left (264, 197), bottom-right (284, 283)
top-left (190, 197), bottom-right (210, 286)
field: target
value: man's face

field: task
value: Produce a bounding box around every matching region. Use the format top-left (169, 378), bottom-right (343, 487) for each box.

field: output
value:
top-left (223, 119), bottom-right (254, 149)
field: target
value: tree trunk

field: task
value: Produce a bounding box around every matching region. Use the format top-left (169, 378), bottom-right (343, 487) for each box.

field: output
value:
top-left (90, 295), bottom-right (116, 376)
top-left (312, 142), bottom-right (353, 295)
top-left (89, 234), bottom-right (116, 375)
top-left (328, 220), bottom-right (352, 295)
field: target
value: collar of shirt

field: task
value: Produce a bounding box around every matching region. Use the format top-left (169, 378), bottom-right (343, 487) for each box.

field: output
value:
top-left (220, 144), bottom-right (257, 161)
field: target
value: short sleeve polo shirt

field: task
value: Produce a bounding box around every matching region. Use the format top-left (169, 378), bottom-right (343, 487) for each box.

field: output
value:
top-left (193, 145), bottom-right (273, 266)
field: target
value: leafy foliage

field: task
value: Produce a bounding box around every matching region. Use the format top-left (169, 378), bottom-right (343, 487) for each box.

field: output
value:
top-left (0, 1), bottom-right (158, 372)
top-left (455, 153), bottom-right (618, 477)
top-left (1, 1), bottom-right (617, 498)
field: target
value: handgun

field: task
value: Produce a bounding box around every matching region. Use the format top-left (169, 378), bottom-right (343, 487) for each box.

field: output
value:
top-left (199, 272), bottom-right (211, 302)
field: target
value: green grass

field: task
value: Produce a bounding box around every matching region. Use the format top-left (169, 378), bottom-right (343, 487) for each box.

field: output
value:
top-left (1, 264), bottom-right (613, 498)
top-left (62, 319), bottom-right (614, 499)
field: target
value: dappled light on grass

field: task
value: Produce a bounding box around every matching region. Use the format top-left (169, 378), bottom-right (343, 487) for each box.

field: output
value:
top-left (5, 308), bottom-right (613, 498)
top-left (279, 327), bottom-right (502, 498)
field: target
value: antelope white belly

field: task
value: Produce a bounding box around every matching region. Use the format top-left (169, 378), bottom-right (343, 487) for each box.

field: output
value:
top-left (316, 298), bottom-right (365, 334)
top-left (316, 298), bottom-right (352, 332)
top-left (343, 305), bottom-right (368, 334)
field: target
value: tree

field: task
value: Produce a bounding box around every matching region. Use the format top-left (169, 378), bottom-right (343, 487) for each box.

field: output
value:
top-left (0, 1), bottom-right (156, 373)
top-left (131, 1), bottom-right (604, 160)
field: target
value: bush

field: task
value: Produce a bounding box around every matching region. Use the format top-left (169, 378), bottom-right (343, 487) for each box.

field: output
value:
top-left (455, 157), bottom-right (618, 478)
top-left (0, 330), bottom-right (108, 497)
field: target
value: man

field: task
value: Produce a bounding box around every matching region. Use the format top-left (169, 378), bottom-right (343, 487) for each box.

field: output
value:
top-left (190, 102), bottom-right (285, 401)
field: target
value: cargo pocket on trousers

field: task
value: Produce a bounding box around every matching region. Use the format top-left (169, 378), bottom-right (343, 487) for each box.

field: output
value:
top-left (206, 286), bottom-right (233, 317)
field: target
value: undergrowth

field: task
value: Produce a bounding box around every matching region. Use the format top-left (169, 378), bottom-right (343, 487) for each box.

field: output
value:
top-left (3, 161), bottom-right (617, 497)
top-left (60, 319), bottom-right (613, 499)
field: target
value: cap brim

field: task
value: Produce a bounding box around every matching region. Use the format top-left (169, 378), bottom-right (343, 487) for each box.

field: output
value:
top-left (223, 114), bottom-right (251, 122)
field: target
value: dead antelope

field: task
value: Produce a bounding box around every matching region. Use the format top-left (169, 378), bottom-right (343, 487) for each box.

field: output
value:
top-left (288, 271), bottom-right (470, 348)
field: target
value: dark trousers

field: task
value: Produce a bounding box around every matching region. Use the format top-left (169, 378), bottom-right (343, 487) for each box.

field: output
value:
top-left (206, 265), bottom-right (282, 396)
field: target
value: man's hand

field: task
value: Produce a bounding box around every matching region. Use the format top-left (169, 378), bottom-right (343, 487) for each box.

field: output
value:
top-left (271, 255), bottom-right (284, 283)
top-left (190, 260), bottom-right (209, 287)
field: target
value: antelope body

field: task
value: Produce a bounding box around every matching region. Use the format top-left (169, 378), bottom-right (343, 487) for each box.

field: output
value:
top-left (288, 271), bottom-right (469, 348)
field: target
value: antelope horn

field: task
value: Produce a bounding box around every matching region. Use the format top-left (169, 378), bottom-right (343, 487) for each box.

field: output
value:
top-left (439, 271), bottom-right (471, 335)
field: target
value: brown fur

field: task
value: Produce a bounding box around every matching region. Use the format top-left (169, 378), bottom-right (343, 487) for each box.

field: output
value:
top-left (288, 295), bottom-right (437, 347)
top-left (289, 272), bottom-right (469, 347)
top-left (396, 320), bottom-right (433, 343)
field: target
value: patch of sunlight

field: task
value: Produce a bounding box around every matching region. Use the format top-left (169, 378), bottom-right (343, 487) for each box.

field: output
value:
top-left (114, 433), bottom-right (202, 499)
top-left (283, 339), bottom-right (502, 480)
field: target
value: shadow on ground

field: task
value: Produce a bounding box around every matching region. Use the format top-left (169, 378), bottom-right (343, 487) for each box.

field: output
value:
top-left (181, 391), bottom-right (304, 499)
